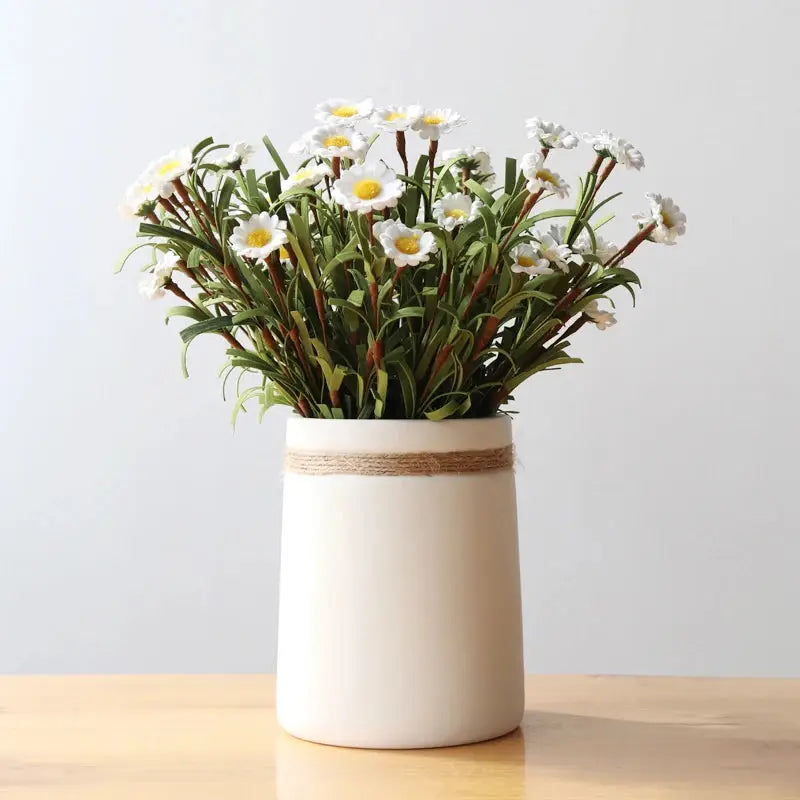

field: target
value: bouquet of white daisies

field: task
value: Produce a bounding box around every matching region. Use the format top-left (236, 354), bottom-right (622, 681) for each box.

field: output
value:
top-left (117, 99), bottom-right (686, 421)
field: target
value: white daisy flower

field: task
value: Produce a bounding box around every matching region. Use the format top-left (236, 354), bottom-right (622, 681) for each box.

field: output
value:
top-left (138, 251), bottom-right (179, 300)
top-left (411, 108), bottom-right (466, 141)
top-left (371, 104), bottom-right (424, 132)
top-left (583, 130), bottom-right (644, 170)
top-left (432, 192), bottom-right (482, 231)
top-left (284, 162), bottom-right (333, 190)
top-left (509, 243), bottom-right (553, 276)
top-left (214, 141), bottom-right (255, 170)
top-left (583, 300), bottom-right (617, 330)
top-left (546, 224), bottom-right (618, 263)
top-left (520, 153), bottom-right (569, 198)
top-left (229, 212), bottom-right (288, 261)
top-left (441, 146), bottom-right (496, 188)
top-left (536, 233), bottom-right (580, 273)
top-left (120, 176), bottom-right (160, 218)
top-left (315, 97), bottom-right (374, 125)
top-left (377, 220), bottom-right (437, 268)
top-left (139, 272), bottom-right (168, 300)
top-left (331, 162), bottom-right (404, 213)
top-left (633, 193), bottom-right (687, 245)
top-left (576, 230), bottom-right (619, 263)
top-left (525, 117), bottom-right (579, 149)
top-left (288, 132), bottom-right (313, 156)
top-left (308, 125), bottom-right (368, 160)
top-left (371, 219), bottom-right (394, 240)
top-left (146, 146), bottom-right (193, 195)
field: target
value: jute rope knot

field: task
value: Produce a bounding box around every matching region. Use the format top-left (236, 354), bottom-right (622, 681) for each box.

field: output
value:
top-left (284, 444), bottom-right (514, 477)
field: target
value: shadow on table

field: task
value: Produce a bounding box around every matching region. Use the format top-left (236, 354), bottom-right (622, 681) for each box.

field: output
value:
top-left (518, 709), bottom-right (800, 795)
top-left (274, 710), bottom-right (800, 799)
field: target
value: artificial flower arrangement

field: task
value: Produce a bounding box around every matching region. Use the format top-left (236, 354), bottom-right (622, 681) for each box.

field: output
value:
top-left (118, 99), bottom-right (686, 421)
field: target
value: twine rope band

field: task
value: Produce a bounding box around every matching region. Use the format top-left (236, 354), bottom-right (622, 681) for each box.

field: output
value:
top-left (284, 444), bottom-right (514, 476)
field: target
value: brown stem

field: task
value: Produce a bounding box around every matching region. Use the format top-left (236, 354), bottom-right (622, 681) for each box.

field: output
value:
top-left (266, 253), bottom-right (289, 321)
top-left (367, 211), bottom-right (374, 245)
top-left (470, 315), bottom-right (500, 361)
top-left (297, 397), bottom-right (311, 417)
top-left (552, 314), bottom-right (588, 347)
top-left (437, 270), bottom-right (449, 299)
top-left (604, 220), bottom-right (656, 268)
top-left (498, 189), bottom-right (543, 255)
top-left (331, 157), bottom-right (341, 179)
top-left (427, 139), bottom-right (438, 199)
top-left (288, 328), bottom-right (313, 384)
top-left (594, 159), bottom-right (616, 194)
top-left (589, 153), bottom-right (605, 175)
top-left (421, 343), bottom-right (453, 402)
top-left (369, 280), bottom-right (379, 332)
top-left (462, 267), bottom-right (494, 320)
top-left (166, 281), bottom-right (244, 350)
top-left (222, 262), bottom-right (243, 291)
top-left (461, 165), bottom-right (470, 194)
top-left (146, 211), bottom-right (160, 225)
top-left (395, 131), bottom-right (408, 174)
top-left (158, 197), bottom-right (188, 227)
top-left (173, 180), bottom-right (216, 241)
top-left (390, 265), bottom-right (407, 296)
top-left (310, 200), bottom-right (323, 238)
top-left (175, 178), bottom-right (213, 221)
top-left (313, 288), bottom-right (329, 347)
top-left (373, 339), bottom-right (384, 367)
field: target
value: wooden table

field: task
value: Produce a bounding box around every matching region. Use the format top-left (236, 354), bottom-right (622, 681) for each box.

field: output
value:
top-left (2, 675), bottom-right (799, 799)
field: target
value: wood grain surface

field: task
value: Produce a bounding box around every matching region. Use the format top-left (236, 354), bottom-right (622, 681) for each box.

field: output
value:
top-left (1, 675), bottom-right (799, 799)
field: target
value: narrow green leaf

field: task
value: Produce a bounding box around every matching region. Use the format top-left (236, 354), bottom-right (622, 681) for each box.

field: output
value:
top-left (179, 315), bottom-right (234, 344)
top-left (262, 134), bottom-right (289, 179)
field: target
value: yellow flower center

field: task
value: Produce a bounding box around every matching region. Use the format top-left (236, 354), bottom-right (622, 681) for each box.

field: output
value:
top-left (386, 111), bottom-right (406, 121)
top-left (353, 179), bottom-right (382, 200)
top-left (517, 255), bottom-right (535, 267)
top-left (394, 235), bottom-right (420, 255)
top-left (293, 168), bottom-right (312, 181)
top-left (424, 115), bottom-right (444, 125)
top-left (332, 105), bottom-right (358, 117)
top-left (323, 135), bottom-right (350, 148)
top-left (535, 168), bottom-right (556, 185)
top-left (246, 229), bottom-right (272, 248)
top-left (660, 210), bottom-right (675, 229)
top-left (445, 208), bottom-right (467, 220)
top-left (157, 159), bottom-right (181, 176)
top-left (279, 246), bottom-right (289, 259)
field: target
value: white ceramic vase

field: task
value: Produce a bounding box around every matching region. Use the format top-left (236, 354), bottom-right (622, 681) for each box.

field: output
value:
top-left (276, 416), bottom-right (524, 749)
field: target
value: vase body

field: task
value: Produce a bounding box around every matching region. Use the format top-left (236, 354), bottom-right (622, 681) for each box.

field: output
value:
top-left (276, 416), bottom-right (524, 749)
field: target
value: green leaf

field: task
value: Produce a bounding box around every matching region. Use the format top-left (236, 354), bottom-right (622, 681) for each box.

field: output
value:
top-left (392, 359), bottom-right (417, 418)
top-left (262, 134), bottom-right (289, 179)
top-left (138, 222), bottom-right (222, 262)
top-left (231, 386), bottom-right (263, 428)
top-left (231, 307), bottom-right (271, 324)
top-left (347, 289), bottom-right (365, 306)
top-left (114, 242), bottom-right (153, 274)
top-left (165, 306), bottom-right (207, 325)
top-left (192, 137), bottom-right (214, 159)
top-left (465, 179), bottom-right (495, 208)
top-left (179, 315), bottom-right (234, 344)
top-left (504, 158), bottom-right (517, 195)
top-left (505, 356), bottom-right (583, 391)
top-left (424, 394), bottom-right (471, 420)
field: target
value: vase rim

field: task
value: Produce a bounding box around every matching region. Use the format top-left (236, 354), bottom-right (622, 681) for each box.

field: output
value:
top-left (285, 415), bottom-right (512, 454)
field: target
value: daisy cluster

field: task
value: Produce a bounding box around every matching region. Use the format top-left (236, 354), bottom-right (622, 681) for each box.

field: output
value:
top-left (118, 99), bottom-right (687, 420)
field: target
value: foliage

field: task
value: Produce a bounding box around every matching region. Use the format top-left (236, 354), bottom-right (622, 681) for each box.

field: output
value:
top-left (118, 108), bottom-right (683, 421)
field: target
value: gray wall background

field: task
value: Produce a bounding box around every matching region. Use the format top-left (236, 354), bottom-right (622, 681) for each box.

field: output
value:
top-left (2, 0), bottom-right (798, 676)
